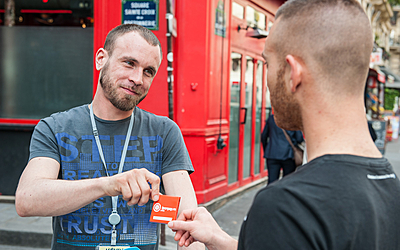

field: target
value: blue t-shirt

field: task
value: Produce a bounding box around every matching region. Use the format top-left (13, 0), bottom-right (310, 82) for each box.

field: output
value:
top-left (29, 104), bottom-right (194, 250)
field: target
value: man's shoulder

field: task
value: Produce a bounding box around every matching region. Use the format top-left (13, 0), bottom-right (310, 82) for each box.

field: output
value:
top-left (136, 107), bottom-right (166, 119)
top-left (253, 158), bottom-right (335, 203)
top-left (46, 104), bottom-right (88, 121)
top-left (136, 107), bottom-right (176, 127)
top-left (254, 154), bottom-right (394, 206)
top-left (37, 104), bottom-right (88, 128)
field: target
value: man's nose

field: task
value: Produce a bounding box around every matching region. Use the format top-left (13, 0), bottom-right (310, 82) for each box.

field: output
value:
top-left (129, 68), bottom-right (144, 85)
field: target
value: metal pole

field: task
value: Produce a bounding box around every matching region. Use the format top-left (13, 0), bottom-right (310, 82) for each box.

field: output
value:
top-left (4, 0), bottom-right (15, 27)
top-left (160, 0), bottom-right (175, 246)
top-left (166, 0), bottom-right (174, 121)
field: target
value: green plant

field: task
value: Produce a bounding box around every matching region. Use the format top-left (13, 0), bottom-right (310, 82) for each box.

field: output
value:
top-left (388, 0), bottom-right (400, 5)
top-left (384, 88), bottom-right (400, 110)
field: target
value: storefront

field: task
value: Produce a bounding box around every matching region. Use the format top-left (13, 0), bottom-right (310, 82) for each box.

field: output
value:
top-left (0, 0), bottom-right (94, 196)
top-left (366, 68), bottom-right (386, 119)
top-left (0, 0), bottom-right (284, 204)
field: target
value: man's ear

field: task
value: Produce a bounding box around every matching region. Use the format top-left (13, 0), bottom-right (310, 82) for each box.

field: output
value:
top-left (95, 48), bottom-right (108, 71)
top-left (286, 55), bottom-right (303, 93)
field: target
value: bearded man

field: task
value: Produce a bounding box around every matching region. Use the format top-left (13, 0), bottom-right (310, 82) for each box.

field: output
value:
top-left (167, 0), bottom-right (400, 249)
top-left (16, 24), bottom-right (203, 250)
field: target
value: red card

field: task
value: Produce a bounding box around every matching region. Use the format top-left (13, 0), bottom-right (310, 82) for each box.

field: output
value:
top-left (150, 195), bottom-right (181, 224)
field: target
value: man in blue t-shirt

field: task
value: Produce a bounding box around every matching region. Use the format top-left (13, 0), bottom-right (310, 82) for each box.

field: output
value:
top-left (16, 24), bottom-right (204, 250)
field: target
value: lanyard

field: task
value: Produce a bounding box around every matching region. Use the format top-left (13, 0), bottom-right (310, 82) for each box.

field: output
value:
top-left (89, 103), bottom-right (135, 245)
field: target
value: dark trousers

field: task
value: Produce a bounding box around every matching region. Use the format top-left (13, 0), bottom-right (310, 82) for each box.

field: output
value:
top-left (266, 158), bottom-right (296, 185)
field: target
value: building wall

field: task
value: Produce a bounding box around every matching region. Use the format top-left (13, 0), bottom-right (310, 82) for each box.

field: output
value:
top-left (0, 0), bottom-right (285, 204)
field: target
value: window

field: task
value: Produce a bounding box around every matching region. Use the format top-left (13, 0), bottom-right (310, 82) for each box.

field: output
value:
top-left (232, 2), bottom-right (244, 19)
top-left (246, 6), bottom-right (266, 30)
top-left (0, 0), bottom-right (93, 120)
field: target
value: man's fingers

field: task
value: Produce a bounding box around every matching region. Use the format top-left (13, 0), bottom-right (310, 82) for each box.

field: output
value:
top-left (176, 208), bottom-right (196, 221)
top-left (109, 169), bottom-right (160, 206)
top-left (170, 228), bottom-right (187, 247)
top-left (147, 172), bottom-right (160, 201)
top-left (178, 230), bottom-right (191, 247)
top-left (126, 180), bottom-right (141, 206)
top-left (185, 236), bottom-right (195, 247)
top-left (118, 181), bottom-right (132, 201)
top-left (136, 176), bottom-right (151, 206)
top-left (168, 220), bottom-right (192, 232)
top-left (181, 231), bottom-right (192, 246)
top-left (173, 229), bottom-right (184, 241)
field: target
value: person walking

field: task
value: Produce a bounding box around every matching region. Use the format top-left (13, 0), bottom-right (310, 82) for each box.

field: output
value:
top-left (261, 113), bottom-right (304, 184)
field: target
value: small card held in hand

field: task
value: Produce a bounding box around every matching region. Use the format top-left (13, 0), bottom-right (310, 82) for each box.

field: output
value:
top-left (150, 195), bottom-right (181, 224)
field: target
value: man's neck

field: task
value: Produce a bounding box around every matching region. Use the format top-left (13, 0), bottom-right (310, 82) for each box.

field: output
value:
top-left (302, 102), bottom-right (382, 162)
top-left (91, 95), bottom-right (134, 121)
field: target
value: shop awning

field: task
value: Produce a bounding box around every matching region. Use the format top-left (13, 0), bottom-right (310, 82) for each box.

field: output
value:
top-left (379, 66), bottom-right (400, 89)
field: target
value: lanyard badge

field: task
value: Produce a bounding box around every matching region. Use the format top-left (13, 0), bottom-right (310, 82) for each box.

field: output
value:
top-left (90, 103), bottom-right (135, 246)
top-left (96, 244), bottom-right (139, 250)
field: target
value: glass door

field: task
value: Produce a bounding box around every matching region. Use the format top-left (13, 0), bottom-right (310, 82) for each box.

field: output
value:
top-left (229, 1), bottom-right (270, 187)
top-left (254, 61), bottom-right (263, 175)
top-left (228, 53), bottom-right (267, 184)
top-left (228, 52), bottom-right (242, 184)
top-left (243, 56), bottom-right (254, 179)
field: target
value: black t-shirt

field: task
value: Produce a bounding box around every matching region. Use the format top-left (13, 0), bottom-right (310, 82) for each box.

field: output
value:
top-left (238, 155), bottom-right (400, 250)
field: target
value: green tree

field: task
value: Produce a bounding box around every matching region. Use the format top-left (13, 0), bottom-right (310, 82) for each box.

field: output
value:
top-left (384, 88), bottom-right (400, 110)
top-left (389, 0), bottom-right (400, 5)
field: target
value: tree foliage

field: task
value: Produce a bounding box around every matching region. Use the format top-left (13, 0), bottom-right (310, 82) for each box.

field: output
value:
top-left (384, 88), bottom-right (400, 111)
top-left (389, 0), bottom-right (400, 6)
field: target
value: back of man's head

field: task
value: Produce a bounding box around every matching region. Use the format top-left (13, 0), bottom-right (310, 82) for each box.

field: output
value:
top-left (273, 0), bottom-right (373, 96)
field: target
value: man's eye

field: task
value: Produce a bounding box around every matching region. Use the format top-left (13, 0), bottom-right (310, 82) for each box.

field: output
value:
top-left (144, 69), bottom-right (154, 77)
top-left (125, 61), bottom-right (134, 66)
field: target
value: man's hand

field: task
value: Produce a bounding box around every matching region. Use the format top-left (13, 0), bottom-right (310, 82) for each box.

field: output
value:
top-left (104, 168), bottom-right (160, 206)
top-left (16, 159), bottom-right (161, 217)
top-left (167, 207), bottom-right (237, 250)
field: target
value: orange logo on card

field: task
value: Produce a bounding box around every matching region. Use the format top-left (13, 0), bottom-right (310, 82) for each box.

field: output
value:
top-left (153, 203), bottom-right (177, 213)
top-left (150, 195), bottom-right (181, 224)
top-left (153, 203), bottom-right (162, 212)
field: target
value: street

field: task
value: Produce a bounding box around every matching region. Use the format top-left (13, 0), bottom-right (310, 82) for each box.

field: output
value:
top-left (1, 138), bottom-right (400, 250)
top-left (384, 139), bottom-right (400, 176)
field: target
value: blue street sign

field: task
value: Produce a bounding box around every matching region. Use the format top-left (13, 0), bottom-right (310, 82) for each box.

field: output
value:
top-left (122, 0), bottom-right (159, 30)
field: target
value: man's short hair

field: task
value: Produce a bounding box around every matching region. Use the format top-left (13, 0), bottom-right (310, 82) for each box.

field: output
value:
top-left (275, 0), bottom-right (366, 20)
top-left (104, 24), bottom-right (162, 58)
top-left (272, 0), bottom-right (373, 95)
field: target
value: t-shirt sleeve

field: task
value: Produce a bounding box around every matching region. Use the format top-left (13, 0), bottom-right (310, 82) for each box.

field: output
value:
top-left (161, 119), bottom-right (194, 175)
top-left (238, 185), bottom-right (326, 250)
top-left (29, 117), bottom-right (60, 163)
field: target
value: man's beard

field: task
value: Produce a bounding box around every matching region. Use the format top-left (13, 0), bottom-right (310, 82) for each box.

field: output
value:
top-left (99, 62), bottom-right (146, 112)
top-left (270, 65), bottom-right (303, 131)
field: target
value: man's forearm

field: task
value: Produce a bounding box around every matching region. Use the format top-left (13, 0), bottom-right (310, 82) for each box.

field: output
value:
top-left (16, 177), bottom-right (108, 217)
top-left (206, 230), bottom-right (238, 250)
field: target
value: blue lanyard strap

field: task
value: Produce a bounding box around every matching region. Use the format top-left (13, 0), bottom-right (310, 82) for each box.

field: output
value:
top-left (89, 103), bottom-right (135, 245)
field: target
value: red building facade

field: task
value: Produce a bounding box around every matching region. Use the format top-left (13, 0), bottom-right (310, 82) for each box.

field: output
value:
top-left (0, 0), bottom-right (285, 203)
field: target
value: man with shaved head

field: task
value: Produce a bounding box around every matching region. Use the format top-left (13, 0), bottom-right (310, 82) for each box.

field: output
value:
top-left (167, 0), bottom-right (400, 249)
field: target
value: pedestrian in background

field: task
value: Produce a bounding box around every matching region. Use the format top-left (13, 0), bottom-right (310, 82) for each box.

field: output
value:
top-left (261, 113), bottom-right (304, 184)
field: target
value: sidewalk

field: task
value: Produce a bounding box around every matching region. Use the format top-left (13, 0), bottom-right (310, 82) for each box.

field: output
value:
top-left (383, 138), bottom-right (400, 175)
top-left (2, 139), bottom-right (398, 250)
top-left (0, 178), bottom-right (268, 250)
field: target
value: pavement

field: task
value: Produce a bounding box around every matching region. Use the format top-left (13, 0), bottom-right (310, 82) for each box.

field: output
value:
top-left (0, 175), bottom-right (267, 250)
top-left (1, 138), bottom-right (399, 250)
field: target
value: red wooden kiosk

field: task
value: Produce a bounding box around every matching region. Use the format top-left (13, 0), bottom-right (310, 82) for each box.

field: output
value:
top-left (0, 0), bottom-right (285, 203)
